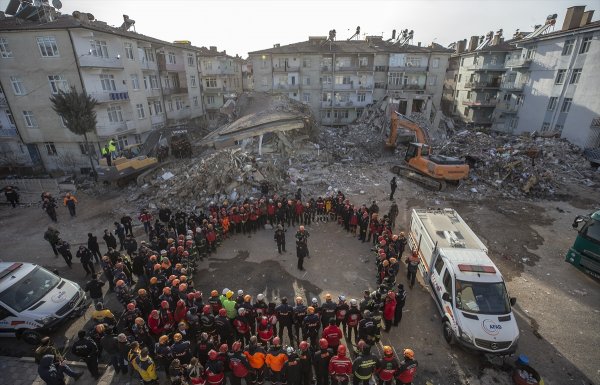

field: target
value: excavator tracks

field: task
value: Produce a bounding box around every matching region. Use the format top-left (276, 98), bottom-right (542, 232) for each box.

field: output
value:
top-left (391, 165), bottom-right (447, 191)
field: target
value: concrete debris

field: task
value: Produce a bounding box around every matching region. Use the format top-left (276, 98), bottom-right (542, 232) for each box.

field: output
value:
top-left (437, 131), bottom-right (600, 199)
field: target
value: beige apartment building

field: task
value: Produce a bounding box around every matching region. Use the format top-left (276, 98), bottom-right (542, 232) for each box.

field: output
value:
top-left (249, 36), bottom-right (451, 125)
top-left (0, 10), bottom-right (229, 173)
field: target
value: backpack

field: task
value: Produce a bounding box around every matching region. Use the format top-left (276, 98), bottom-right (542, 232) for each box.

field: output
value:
top-left (229, 358), bottom-right (249, 378)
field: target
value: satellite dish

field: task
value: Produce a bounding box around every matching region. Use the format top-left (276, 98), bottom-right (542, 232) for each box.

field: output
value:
top-left (52, 0), bottom-right (62, 10)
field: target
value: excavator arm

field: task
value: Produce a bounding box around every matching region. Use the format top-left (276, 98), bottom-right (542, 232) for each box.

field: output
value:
top-left (394, 112), bottom-right (428, 144)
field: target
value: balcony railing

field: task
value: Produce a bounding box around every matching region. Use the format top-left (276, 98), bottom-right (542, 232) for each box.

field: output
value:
top-left (467, 63), bottom-right (506, 71)
top-left (505, 58), bottom-right (532, 68)
top-left (96, 120), bottom-right (136, 137)
top-left (275, 83), bottom-right (299, 91)
top-left (464, 82), bottom-right (501, 89)
top-left (145, 89), bottom-right (162, 98)
top-left (273, 65), bottom-right (300, 72)
top-left (79, 55), bottom-right (124, 69)
top-left (462, 99), bottom-right (498, 107)
top-left (157, 55), bottom-right (185, 72)
top-left (89, 91), bottom-right (129, 103)
top-left (151, 115), bottom-right (165, 127)
top-left (389, 65), bottom-right (428, 72)
top-left (387, 83), bottom-right (426, 91)
top-left (500, 82), bottom-right (525, 91)
top-left (496, 102), bottom-right (519, 113)
top-left (140, 59), bottom-right (158, 71)
top-left (0, 127), bottom-right (17, 137)
top-left (162, 87), bottom-right (188, 95)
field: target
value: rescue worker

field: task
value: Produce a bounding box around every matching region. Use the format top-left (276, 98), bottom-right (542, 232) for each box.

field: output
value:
top-left (313, 338), bottom-right (333, 385)
top-left (303, 306), bottom-right (321, 347)
top-left (389, 177), bottom-right (397, 200)
top-left (43, 226), bottom-right (60, 257)
top-left (205, 349), bottom-right (225, 385)
top-left (56, 239), bottom-right (73, 268)
top-left (275, 297), bottom-right (294, 346)
top-left (102, 144), bottom-right (112, 166)
top-left (215, 308), bottom-right (234, 346)
top-left (71, 330), bottom-right (100, 379)
top-left (257, 316), bottom-right (274, 346)
top-left (383, 292), bottom-right (397, 332)
top-left (406, 250), bottom-right (420, 289)
top-left (328, 345), bottom-right (352, 385)
top-left (323, 319), bottom-right (343, 353)
top-left (283, 346), bottom-right (302, 385)
top-left (63, 192), bottom-right (78, 217)
top-left (321, 294), bottom-right (337, 329)
top-left (228, 341), bottom-right (251, 385)
top-left (234, 308), bottom-right (252, 347)
top-left (351, 340), bottom-right (377, 385)
top-left (274, 225), bottom-right (286, 254)
top-left (265, 337), bottom-right (288, 385)
top-left (375, 345), bottom-right (399, 385)
top-left (132, 347), bottom-right (158, 385)
top-left (244, 336), bottom-right (266, 385)
top-left (298, 340), bottom-right (313, 385)
top-left (196, 332), bottom-right (215, 367)
top-left (171, 332), bottom-right (192, 365)
top-left (293, 297), bottom-right (307, 346)
top-left (395, 349), bottom-right (418, 385)
top-left (358, 310), bottom-right (376, 347)
top-left (295, 225), bottom-right (309, 270)
top-left (388, 202), bottom-right (399, 229)
top-left (394, 284), bottom-right (407, 327)
top-left (345, 299), bottom-right (361, 345)
top-left (154, 335), bottom-right (172, 374)
top-left (335, 296), bottom-right (349, 336)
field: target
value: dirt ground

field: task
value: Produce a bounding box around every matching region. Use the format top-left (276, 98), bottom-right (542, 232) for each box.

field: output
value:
top-left (0, 169), bottom-right (598, 385)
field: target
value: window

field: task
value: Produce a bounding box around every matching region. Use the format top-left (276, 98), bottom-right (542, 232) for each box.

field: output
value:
top-left (570, 69), bottom-right (582, 84)
top-left (22, 111), bottom-right (37, 127)
top-left (175, 97), bottom-right (184, 110)
top-left (580, 36), bottom-right (592, 54)
top-left (0, 37), bottom-right (13, 58)
top-left (490, 56), bottom-right (497, 65)
top-left (59, 115), bottom-right (67, 127)
top-left (302, 58), bottom-right (311, 68)
top-left (100, 74), bottom-right (116, 91)
top-left (388, 72), bottom-right (402, 86)
top-left (277, 58), bottom-right (289, 68)
top-left (562, 39), bottom-right (575, 56)
top-left (134, 134), bottom-right (142, 144)
top-left (187, 53), bottom-right (194, 67)
top-left (525, 46), bottom-right (536, 60)
top-left (555, 70), bottom-right (566, 84)
top-left (335, 76), bottom-right (351, 85)
top-left (432, 58), bottom-right (440, 69)
top-left (207, 95), bottom-right (215, 104)
top-left (153, 100), bottom-right (163, 114)
top-left (143, 75), bottom-right (149, 90)
top-left (37, 36), bottom-right (59, 57)
top-left (116, 135), bottom-right (128, 150)
top-left (149, 75), bottom-right (160, 89)
top-left (322, 92), bottom-right (332, 102)
top-left (124, 42), bottom-right (134, 60)
top-left (131, 74), bottom-right (140, 90)
top-left (167, 100), bottom-right (173, 111)
top-left (541, 122), bottom-right (550, 131)
top-left (333, 109), bottom-right (349, 119)
top-left (6, 110), bottom-right (15, 126)
top-left (44, 142), bottom-right (57, 156)
top-left (10, 76), bottom-right (26, 95)
top-left (193, 96), bottom-right (199, 107)
top-left (547, 97), bottom-right (558, 111)
top-left (555, 124), bottom-right (564, 133)
top-left (335, 93), bottom-right (349, 103)
top-left (79, 142), bottom-right (94, 155)
top-left (190, 75), bottom-right (197, 87)
top-left (167, 52), bottom-right (176, 64)
top-left (48, 75), bottom-right (69, 94)
top-left (302, 93), bottom-right (311, 102)
top-left (321, 76), bottom-right (332, 85)
top-left (442, 270), bottom-right (452, 294)
top-left (261, 78), bottom-right (268, 87)
top-left (406, 56), bottom-right (421, 67)
top-left (144, 48), bottom-right (155, 62)
top-left (358, 57), bottom-right (368, 67)
top-left (107, 105), bottom-right (123, 123)
top-left (458, 74), bottom-right (462, 82)
top-left (304, 77), bottom-right (311, 85)
top-left (428, 75), bottom-right (437, 86)
top-left (205, 78), bottom-right (217, 88)
top-left (460, 58), bottom-right (465, 66)
top-left (90, 40), bottom-right (108, 58)
top-left (357, 93), bottom-right (366, 102)
top-left (136, 103), bottom-right (145, 119)
top-left (434, 255), bottom-right (444, 274)
top-left (561, 98), bottom-right (572, 113)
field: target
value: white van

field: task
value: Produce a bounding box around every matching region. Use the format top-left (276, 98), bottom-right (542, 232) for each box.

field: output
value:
top-left (409, 208), bottom-right (519, 354)
top-left (0, 262), bottom-right (87, 344)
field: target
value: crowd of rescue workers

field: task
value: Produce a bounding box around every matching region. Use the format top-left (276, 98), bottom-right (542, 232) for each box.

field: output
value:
top-left (35, 187), bottom-right (422, 385)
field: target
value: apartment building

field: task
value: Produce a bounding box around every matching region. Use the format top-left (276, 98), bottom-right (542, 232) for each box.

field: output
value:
top-left (249, 36), bottom-right (451, 125)
top-left (0, 85), bottom-right (34, 169)
top-left (512, 6), bottom-right (600, 149)
top-left (197, 46), bottom-right (243, 126)
top-left (0, 10), bottom-right (207, 173)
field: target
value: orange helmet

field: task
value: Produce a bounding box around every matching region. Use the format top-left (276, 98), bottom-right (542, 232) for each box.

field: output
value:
top-left (149, 277), bottom-right (158, 284)
top-left (95, 324), bottom-right (105, 333)
top-left (116, 280), bottom-right (125, 287)
top-left (163, 287), bottom-right (171, 294)
top-left (127, 303), bottom-right (135, 311)
top-left (337, 345), bottom-right (347, 356)
top-left (179, 283), bottom-right (188, 292)
top-left (159, 335), bottom-right (169, 344)
top-left (319, 338), bottom-right (329, 349)
top-left (138, 288), bottom-right (147, 296)
top-left (211, 290), bottom-right (218, 297)
top-left (173, 333), bottom-right (182, 342)
top-left (403, 349), bottom-right (414, 359)
top-left (134, 317), bottom-right (144, 326)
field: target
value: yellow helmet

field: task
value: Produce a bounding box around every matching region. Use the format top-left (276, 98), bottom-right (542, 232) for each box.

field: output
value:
top-left (383, 346), bottom-right (393, 356)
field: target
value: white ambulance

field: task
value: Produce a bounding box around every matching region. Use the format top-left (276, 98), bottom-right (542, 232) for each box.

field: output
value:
top-left (0, 262), bottom-right (87, 344)
top-left (408, 208), bottom-right (519, 354)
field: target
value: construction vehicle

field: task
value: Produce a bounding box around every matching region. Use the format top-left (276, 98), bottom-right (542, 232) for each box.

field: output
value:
top-left (566, 210), bottom-right (600, 280)
top-left (408, 208), bottom-right (519, 354)
top-left (387, 112), bottom-right (470, 190)
top-left (97, 144), bottom-right (158, 186)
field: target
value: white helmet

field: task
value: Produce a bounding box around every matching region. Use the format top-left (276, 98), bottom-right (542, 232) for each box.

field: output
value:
top-left (237, 289), bottom-right (244, 296)
top-left (286, 346), bottom-right (295, 355)
top-left (238, 308), bottom-right (245, 316)
top-left (312, 297), bottom-right (318, 304)
top-left (257, 293), bottom-right (265, 301)
top-left (350, 299), bottom-right (358, 307)
top-left (339, 295), bottom-right (346, 302)
top-left (222, 288), bottom-right (230, 296)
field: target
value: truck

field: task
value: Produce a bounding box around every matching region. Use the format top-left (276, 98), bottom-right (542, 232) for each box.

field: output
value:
top-left (566, 210), bottom-right (600, 279)
top-left (0, 262), bottom-right (87, 344)
top-left (408, 208), bottom-right (519, 354)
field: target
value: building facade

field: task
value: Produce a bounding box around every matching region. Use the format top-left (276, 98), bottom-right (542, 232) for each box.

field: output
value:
top-left (249, 37), bottom-right (452, 125)
top-left (0, 11), bottom-right (212, 173)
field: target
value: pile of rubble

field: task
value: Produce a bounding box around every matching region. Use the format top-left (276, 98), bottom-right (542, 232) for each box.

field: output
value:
top-left (438, 130), bottom-right (599, 199)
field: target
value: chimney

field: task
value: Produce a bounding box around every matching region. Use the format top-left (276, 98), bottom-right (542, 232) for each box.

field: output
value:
top-left (210, 46), bottom-right (217, 52)
top-left (417, 42), bottom-right (421, 47)
top-left (457, 39), bottom-right (467, 53)
top-left (391, 29), bottom-right (396, 40)
top-left (580, 10), bottom-right (594, 26)
top-left (562, 5), bottom-right (586, 31)
top-left (468, 36), bottom-right (479, 51)
top-left (273, 43), bottom-right (280, 48)
top-left (491, 29), bottom-right (503, 46)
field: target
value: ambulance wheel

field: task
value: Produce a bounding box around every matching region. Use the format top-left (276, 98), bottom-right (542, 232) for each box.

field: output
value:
top-left (21, 330), bottom-right (42, 345)
top-left (442, 321), bottom-right (455, 345)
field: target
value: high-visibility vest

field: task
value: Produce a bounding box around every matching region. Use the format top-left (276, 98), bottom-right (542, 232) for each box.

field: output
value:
top-left (108, 141), bottom-right (116, 153)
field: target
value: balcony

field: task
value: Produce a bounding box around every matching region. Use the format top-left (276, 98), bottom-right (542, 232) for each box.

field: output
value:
top-left (157, 55), bottom-right (185, 72)
top-left (140, 59), bottom-right (158, 71)
top-left (467, 63), bottom-right (506, 71)
top-left (201, 67), bottom-right (237, 76)
top-left (0, 127), bottom-right (18, 137)
top-left (275, 83), bottom-right (299, 91)
top-left (387, 83), bottom-right (426, 91)
top-left (166, 108), bottom-right (191, 121)
top-left (500, 82), bottom-right (525, 92)
top-left (79, 55), bottom-right (124, 69)
top-left (462, 99), bottom-right (498, 108)
top-left (273, 65), bottom-right (300, 72)
top-left (496, 102), bottom-right (519, 114)
top-left (464, 82), bottom-right (501, 89)
top-left (334, 65), bottom-right (359, 72)
top-left (333, 83), bottom-right (353, 90)
top-left (505, 57), bottom-right (532, 68)
top-left (162, 87), bottom-right (188, 96)
top-left (151, 114), bottom-right (165, 127)
top-left (89, 91), bottom-right (129, 103)
top-left (321, 65), bottom-right (332, 72)
top-left (96, 120), bottom-right (137, 138)
top-left (146, 89), bottom-right (162, 98)
top-left (389, 65), bottom-right (428, 73)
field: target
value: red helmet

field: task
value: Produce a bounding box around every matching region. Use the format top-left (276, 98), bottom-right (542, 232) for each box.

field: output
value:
top-left (337, 345), bottom-right (347, 356)
top-left (183, 251), bottom-right (189, 257)
top-left (260, 317), bottom-right (268, 326)
top-left (185, 240), bottom-right (193, 247)
top-left (219, 344), bottom-right (228, 353)
top-left (232, 341), bottom-right (242, 352)
top-left (208, 349), bottom-right (218, 360)
top-left (177, 299), bottom-right (185, 307)
top-left (177, 245), bottom-right (184, 252)
top-left (319, 338), bottom-right (329, 349)
top-left (161, 300), bottom-right (169, 309)
top-left (203, 305), bottom-right (211, 314)
top-left (170, 247), bottom-right (176, 253)
top-left (187, 292), bottom-right (195, 300)
top-left (219, 308), bottom-right (227, 317)
top-left (299, 341), bottom-right (309, 350)
top-left (127, 303), bottom-right (135, 311)
top-left (272, 337), bottom-right (281, 346)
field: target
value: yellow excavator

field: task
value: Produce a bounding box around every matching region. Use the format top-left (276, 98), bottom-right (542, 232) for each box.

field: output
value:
top-left (385, 111), bottom-right (470, 191)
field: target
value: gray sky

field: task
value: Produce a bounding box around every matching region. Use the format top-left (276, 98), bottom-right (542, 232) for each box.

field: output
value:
top-left (1, 0), bottom-right (598, 57)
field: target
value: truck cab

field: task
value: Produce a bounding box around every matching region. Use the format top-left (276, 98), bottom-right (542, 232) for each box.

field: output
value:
top-left (0, 263), bottom-right (87, 344)
top-left (409, 208), bottom-right (519, 355)
top-left (566, 210), bottom-right (600, 279)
